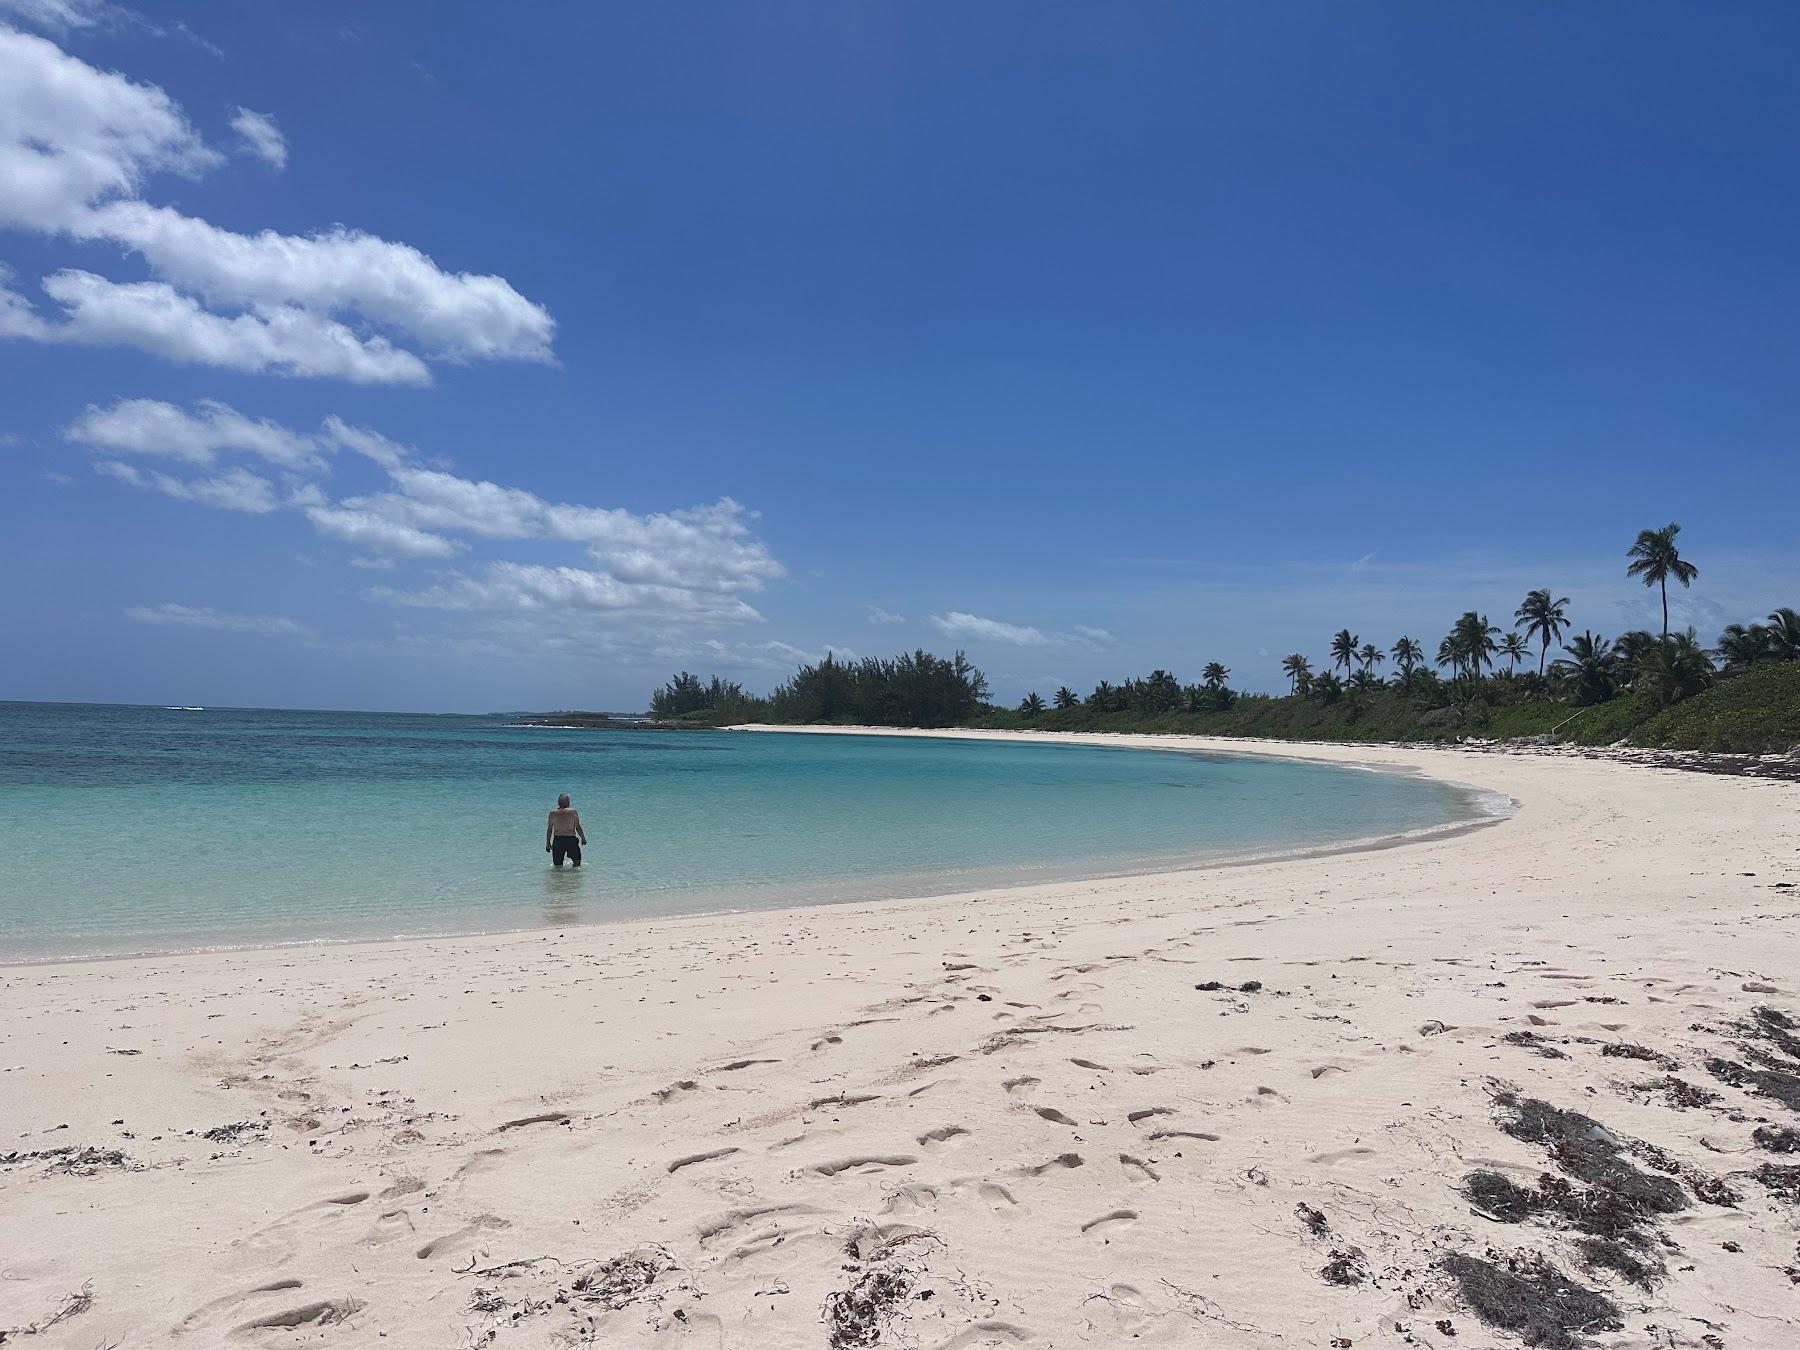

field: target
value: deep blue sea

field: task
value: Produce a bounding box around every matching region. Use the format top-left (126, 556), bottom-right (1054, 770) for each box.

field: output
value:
top-left (0, 702), bottom-right (1491, 962)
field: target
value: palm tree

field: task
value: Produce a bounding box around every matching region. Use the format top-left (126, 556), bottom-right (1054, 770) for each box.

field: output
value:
top-left (1311, 671), bottom-right (1343, 705)
top-left (1356, 642), bottom-right (1384, 676)
top-left (1052, 686), bottom-right (1078, 710)
top-left (1767, 606), bottom-right (1800, 662)
top-left (1613, 629), bottom-right (1659, 691)
top-left (1446, 612), bottom-right (1499, 681)
top-left (1202, 662), bottom-right (1230, 690)
top-left (1638, 629), bottom-right (1713, 705)
top-left (1330, 629), bottom-right (1359, 678)
top-left (1281, 653), bottom-right (1312, 696)
top-left (1019, 692), bottom-right (1046, 718)
top-left (1551, 631), bottom-right (1616, 705)
top-left (1716, 623), bottom-right (1772, 676)
top-left (1390, 636), bottom-right (1423, 689)
top-left (1515, 588), bottom-right (1571, 678)
top-left (1087, 680), bottom-right (1118, 712)
top-left (1626, 522), bottom-right (1698, 640)
top-left (1436, 631), bottom-right (1466, 680)
top-left (1500, 631), bottom-right (1529, 675)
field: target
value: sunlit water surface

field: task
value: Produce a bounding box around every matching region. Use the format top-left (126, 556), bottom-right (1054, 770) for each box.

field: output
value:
top-left (0, 703), bottom-right (1496, 961)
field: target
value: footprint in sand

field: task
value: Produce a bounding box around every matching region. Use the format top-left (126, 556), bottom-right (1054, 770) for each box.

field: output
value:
top-left (712, 1058), bottom-right (781, 1073)
top-left (668, 1147), bottom-right (741, 1173)
top-left (918, 1125), bottom-right (971, 1148)
top-left (233, 1298), bottom-right (365, 1334)
top-left (977, 1181), bottom-right (1018, 1209)
top-left (496, 1111), bottom-right (569, 1131)
top-left (1070, 1058), bottom-right (1110, 1071)
top-left (1308, 1146), bottom-right (1376, 1166)
top-left (173, 1279), bottom-right (305, 1335)
top-left (808, 1154), bottom-right (918, 1177)
top-left (810, 1092), bottom-right (881, 1111)
top-left (1034, 1107), bottom-right (1078, 1127)
top-left (1003, 1076), bottom-right (1039, 1096)
top-left (926, 1321), bottom-right (1034, 1348)
top-left (1080, 1209), bottom-right (1138, 1236)
top-left (1021, 1152), bottom-right (1085, 1177)
top-left (243, 1190), bottom-right (372, 1253)
top-left (415, 1213), bottom-right (509, 1260)
top-left (1118, 1153), bottom-right (1161, 1182)
top-left (652, 1079), bottom-right (700, 1104)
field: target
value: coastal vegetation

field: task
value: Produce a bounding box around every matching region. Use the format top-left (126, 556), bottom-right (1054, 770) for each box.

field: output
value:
top-left (649, 524), bottom-right (1800, 754)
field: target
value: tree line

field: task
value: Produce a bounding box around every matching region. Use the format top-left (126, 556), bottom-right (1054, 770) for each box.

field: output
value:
top-left (650, 523), bottom-right (1796, 730)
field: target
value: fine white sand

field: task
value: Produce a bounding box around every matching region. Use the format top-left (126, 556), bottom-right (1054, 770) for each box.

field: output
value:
top-left (1, 730), bottom-right (1797, 1349)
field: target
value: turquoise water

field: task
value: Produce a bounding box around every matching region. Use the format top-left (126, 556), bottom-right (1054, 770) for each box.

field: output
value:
top-left (0, 702), bottom-right (1489, 962)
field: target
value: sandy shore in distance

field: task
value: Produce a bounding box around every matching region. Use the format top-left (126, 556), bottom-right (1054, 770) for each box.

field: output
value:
top-left (2, 730), bottom-right (1798, 1349)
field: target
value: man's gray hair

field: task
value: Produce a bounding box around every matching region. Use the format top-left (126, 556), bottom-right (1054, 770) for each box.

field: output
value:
top-left (557, 793), bottom-right (571, 808)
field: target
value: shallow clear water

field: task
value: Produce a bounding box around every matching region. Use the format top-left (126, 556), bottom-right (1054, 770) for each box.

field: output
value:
top-left (0, 702), bottom-right (1489, 962)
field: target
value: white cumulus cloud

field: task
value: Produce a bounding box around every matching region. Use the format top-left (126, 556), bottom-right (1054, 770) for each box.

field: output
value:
top-left (97, 459), bottom-right (279, 512)
top-left (9, 268), bottom-right (433, 383)
top-left (68, 396), bottom-right (327, 469)
top-left (229, 106), bottom-right (286, 169)
top-left (74, 400), bottom-right (786, 634)
top-left (0, 26), bottom-right (552, 381)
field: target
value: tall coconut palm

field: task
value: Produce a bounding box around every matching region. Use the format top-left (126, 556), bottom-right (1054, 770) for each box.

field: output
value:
top-left (1281, 653), bottom-right (1312, 696)
top-left (1500, 631), bottom-right (1529, 675)
top-left (1515, 588), bottom-right (1571, 678)
top-left (1390, 636), bottom-right (1423, 689)
top-left (1436, 632), bottom-right (1466, 680)
top-left (1626, 522), bottom-right (1699, 640)
top-left (1202, 661), bottom-right (1230, 690)
top-left (1449, 611), bottom-right (1500, 680)
top-left (1551, 631), bottom-right (1616, 705)
top-left (1356, 642), bottom-right (1384, 675)
top-left (1019, 692), bottom-right (1046, 718)
top-left (1330, 629), bottom-right (1359, 678)
top-left (1052, 686), bottom-right (1078, 710)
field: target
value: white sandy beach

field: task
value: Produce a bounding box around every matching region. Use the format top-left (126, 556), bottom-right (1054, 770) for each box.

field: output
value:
top-left (2, 730), bottom-right (1797, 1349)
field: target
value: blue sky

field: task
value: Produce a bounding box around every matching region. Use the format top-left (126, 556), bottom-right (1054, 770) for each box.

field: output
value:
top-left (3, 2), bottom-right (1797, 711)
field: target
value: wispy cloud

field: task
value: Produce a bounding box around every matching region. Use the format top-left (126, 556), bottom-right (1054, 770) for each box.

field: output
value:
top-left (229, 107), bottom-right (287, 170)
top-left (125, 602), bottom-right (313, 639)
top-left (928, 611), bottom-right (1115, 651)
top-left (866, 606), bottom-right (906, 625)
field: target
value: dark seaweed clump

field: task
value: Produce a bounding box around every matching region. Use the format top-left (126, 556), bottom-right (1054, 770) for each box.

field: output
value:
top-left (1754, 1124), bottom-right (1800, 1153)
top-left (1504, 1030), bottom-right (1569, 1060)
top-left (1496, 1095), bottom-right (1687, 1215)
top-left (1756, 1163), bottom-right (1800, 1204)
top-left (1441, 1251), bottom-right (1619, 1350)
top-left (1600, 1042), bottom-right (1677, 1069)
top-left (1706, 1006), bottom-right (1800, 1113)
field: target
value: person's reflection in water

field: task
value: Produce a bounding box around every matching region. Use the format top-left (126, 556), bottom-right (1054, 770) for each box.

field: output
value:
top-left (542, 866), bottom-right (582, 927)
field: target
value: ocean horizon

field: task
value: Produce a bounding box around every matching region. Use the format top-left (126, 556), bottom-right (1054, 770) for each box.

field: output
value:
top-left (0, 700), bottom-right (1495, 964)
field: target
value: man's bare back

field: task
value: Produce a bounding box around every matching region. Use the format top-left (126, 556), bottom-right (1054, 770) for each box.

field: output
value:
top-left (546, 793), bottom-right (588, 868)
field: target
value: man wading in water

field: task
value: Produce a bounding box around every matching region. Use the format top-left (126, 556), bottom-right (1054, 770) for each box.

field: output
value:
top-left (545, 793), bottom-right (589, 869)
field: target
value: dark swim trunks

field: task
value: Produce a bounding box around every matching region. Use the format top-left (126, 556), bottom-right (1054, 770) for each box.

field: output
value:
top-left (551, 835), bottom-right (582, 866)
